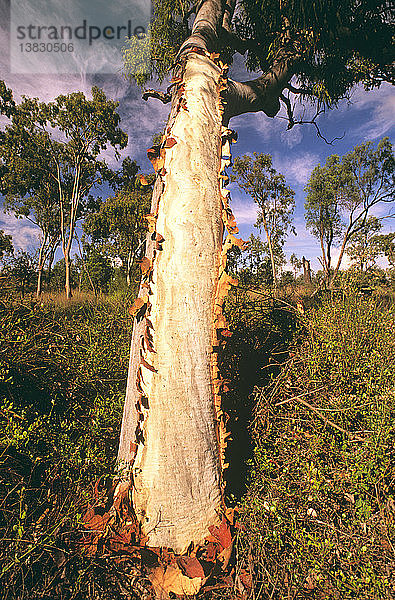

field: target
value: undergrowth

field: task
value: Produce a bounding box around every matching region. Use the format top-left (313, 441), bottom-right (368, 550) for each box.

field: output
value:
top-left (1, 291), bottom-right (394, 599)
top-left (0, 293), bottom-right (132, 599)
top-left (237, 293), bottom-right (395, 599)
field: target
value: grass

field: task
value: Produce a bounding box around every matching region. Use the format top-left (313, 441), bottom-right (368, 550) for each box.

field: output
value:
top-left (0, 292), bottom-right (132, 599)
top-left (237, 293), bottom-right (395, 599)
top-left (0, 290), bottom-right (394, 599)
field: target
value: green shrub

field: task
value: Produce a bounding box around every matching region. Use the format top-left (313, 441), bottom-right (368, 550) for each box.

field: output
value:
top-left (238, 293), bottom-right (395, 599)
top-left (0, 294), bottom-right (132, 598)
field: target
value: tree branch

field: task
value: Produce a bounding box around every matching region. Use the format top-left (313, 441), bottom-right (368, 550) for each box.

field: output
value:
top-left (277, 98), bottom-right (346, 145)
top-left (142, 89), bottom-right (172, 104)
top-left (177, 0), bottom-right (227, 56)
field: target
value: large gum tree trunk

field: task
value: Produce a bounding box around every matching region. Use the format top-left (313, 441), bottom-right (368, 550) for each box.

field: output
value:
top-left (118, 52), bottom-right (228, 553)
top-left (113, 0), bottom-right (296, 587)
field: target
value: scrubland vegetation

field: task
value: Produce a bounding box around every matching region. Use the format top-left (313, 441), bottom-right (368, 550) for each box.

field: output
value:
top-left (0, 283), bottom-right (394, 599)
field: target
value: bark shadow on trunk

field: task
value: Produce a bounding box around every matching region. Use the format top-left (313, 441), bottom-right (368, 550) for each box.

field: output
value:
top-left (220, 297), bottom-right (298, 498)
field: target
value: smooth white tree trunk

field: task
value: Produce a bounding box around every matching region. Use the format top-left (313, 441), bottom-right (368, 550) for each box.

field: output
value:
top-left (118, 52), bottom-right (234, 553)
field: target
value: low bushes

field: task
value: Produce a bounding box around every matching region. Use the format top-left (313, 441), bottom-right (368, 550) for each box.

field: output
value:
top-left (238, 293), bottom-right (395, 599)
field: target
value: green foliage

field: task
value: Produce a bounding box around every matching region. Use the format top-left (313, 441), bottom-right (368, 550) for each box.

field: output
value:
top-left (123, 0), bottom-right (189, 84)
top-left (238, 293), bottom-right (395, 598)
top-left (236, 0), bottom-right (393, 105)
top-left (0, 83), bottom-right (128, 296)
top-left (232, 153), bottom-right (295, 286)
top-left (2, 251), bottom-right (36, 297)
top-left (375, 232), bottom-right (395, 268)
top-left (304, 156), bottom-right (344, 250)
top-left (79, 247), bottom-right (114, 295)
top-left (48, 258), bottom-right (78, 292)
top-left (305, 137), bottom-right (395, 286)
top-left (346, 216), bottom-right (383, 272)
top-left (0, 294), bottom-right (132, 597)
top-left (83, 177), bottom-right (152, 286)
top-left (0, 230), bottom-right (13, 261)
top-left (124, 0), bottom-right (394, 108)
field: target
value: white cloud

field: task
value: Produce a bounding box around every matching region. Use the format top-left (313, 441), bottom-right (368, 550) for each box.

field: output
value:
top-left (273, 152), bottom-right (319, 186)
top-left (230, 111), bottom-right (283, 142)
top-left (0, 211), bottom-right (40, 251)
top-left (231, 200), bottom-right (258, 225)
top-left (332, 84), bottom-right (395, 141)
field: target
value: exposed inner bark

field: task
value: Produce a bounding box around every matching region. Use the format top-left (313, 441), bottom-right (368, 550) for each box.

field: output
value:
top-left (117, 0), bottom-right (297, 564)
top-left (118, 53), bottom-right (225, 554)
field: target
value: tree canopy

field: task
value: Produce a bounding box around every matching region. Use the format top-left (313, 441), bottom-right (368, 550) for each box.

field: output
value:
top-left (124, 0), bottom-right (394, 124)
top-left (0, 84), bottom-right (128, 297)
top-left (305, 137), bottom-right (394, 286)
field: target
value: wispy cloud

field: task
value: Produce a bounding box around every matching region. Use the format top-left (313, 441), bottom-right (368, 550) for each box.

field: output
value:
top-left (329, 84), bottom-right (395, 142)
top-left (0, 211), bottom-right (40, 251)
top-left (231, 200), bottom-right (258, 225)
top-left (273, 152), bottom-right (319, 186)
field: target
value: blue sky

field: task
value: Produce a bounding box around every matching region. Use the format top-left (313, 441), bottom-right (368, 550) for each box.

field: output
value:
top-left (0, 2), bottom-right (394, 272)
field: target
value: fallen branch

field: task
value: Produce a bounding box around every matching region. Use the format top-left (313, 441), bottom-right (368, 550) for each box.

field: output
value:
top-left (285, 394), bottom-right (365, 441)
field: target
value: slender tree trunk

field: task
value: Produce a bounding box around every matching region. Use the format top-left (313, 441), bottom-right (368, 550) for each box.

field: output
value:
top-left (261, 216), bottom-right (277, 287)
top-left (36, 232), bottom-right (48, 298)
top-left (302, 256), bottom-right (312, 285)
top-left (36, 268), bottom-right (43, 298)
top-left (126, 249), bottom-right (132, 286)
top-left (118, 52), bottom-right (228, 553)
top-left (64, 249), bottom-right (72, 299)
top-left (47, 241), bottom-right (58, 287)
top-left (329, 224), bottom-right (352, 288)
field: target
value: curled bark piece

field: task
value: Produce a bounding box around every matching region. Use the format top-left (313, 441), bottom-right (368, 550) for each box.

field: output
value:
top-left (129, 296), bottom-right (149, 318)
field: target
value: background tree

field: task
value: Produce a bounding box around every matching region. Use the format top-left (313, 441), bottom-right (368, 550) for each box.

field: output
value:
top-left (330, 138), bottom-right (394, 285)
top-left (304, 157), bottom-right (344, 286)
top-left (116, 0), bottom-right (394, 581)
top-left (346, 216), bottom-right (383, 273)
top-left (0, 229), bottom-right (13, 262)
top-left (0, 84), bottom-right (127, 298)
top-left (84, 162), bottom-right (153, 286)
top-left (5, 251), bottom-right (35, 297)
top-left (75, 245), bottom-right (114, 295)
top-left (290, 253), bottom-right (302, 281)
top-left (375, 232), bottom-right (395, 269)
top-left (232, 153), bottom-right (295, 287)
top-left (3, 183), bottom-right (61, 297)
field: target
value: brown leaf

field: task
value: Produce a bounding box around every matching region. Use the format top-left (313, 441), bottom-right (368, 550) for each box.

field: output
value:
top-left (141, 355), bottom-right (158, 373)
top-left (139, 174), bottom-right (149, 185)
top-left (149, 564), bottom-right (203, 598)
top-left (229, 234), bottom-right (248, 250)
top-left (208, 517), bottom-right (232, 550)
top-left (139, 257), bottom-right (152, 274)
top-left (221, 329), bottom-right (233, 338)
top-left (144, 213), bottom-right (157, 233)
top-left (177, 556), bottom-right (205, 579)
top-left (83, 507), bottom-right (111, 532)
top-left (147, 146), bottom-right (165, 172)
top-left (239, 568), bottom-right (253, 590)
top-left (130, 442), bottom-right (138, 455)
top-left (129, 296), bottom-right (148, 317)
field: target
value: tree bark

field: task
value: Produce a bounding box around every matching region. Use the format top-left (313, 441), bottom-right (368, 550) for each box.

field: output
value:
top-left (117, 0), bottom-right (297, 567)
top-left (261, 214), bottom-right (277, 287)
top-left (65, 250), bottom-right (72, 299)
top-left (118, 52), bottom-right (227, 553)
top-left (36, 231), bottom-right (48, 298)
